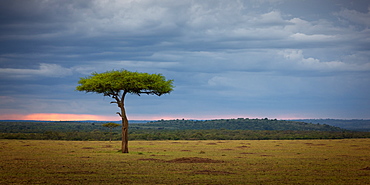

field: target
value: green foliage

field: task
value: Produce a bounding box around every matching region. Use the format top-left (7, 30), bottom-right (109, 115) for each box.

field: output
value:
top-left (1, 120), bottom-right (370, 141)
top-left (102, 122), bottom-right (121, 141)
top-left (0, 121), bottom-right (121, 141)
top-left (102, 122), bottom-right (120, 128)
top-left (127, 129), bottom-right (370, 140)
top-left (2, 129), bottom-right (370, 141)
top-left (0, 121), bottom-right (102, 133)
top-left (76, 69), bottom-right (174, 96)
top-left (296, 119), bottom-right (370, 131)
top-left (137, 118), bottom-right (346, 131)
top-left (76, 69), bottom-right (174, 152)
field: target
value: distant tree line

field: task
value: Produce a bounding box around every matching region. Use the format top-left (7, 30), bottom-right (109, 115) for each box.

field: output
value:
top-left (0, 121), bottom-right (104, 133)
top-left (1, 129), bottom-right (370, 141)
top-left (1, 119), bottom-right (370, 141)
top-left (138, 118), bottom-right (346, 131)
top-left (294, 119), bottom-right (370, 132)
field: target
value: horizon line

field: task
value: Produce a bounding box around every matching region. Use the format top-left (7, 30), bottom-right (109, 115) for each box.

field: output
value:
top-left (1, 118), bottom-right (369, 122)
top-left (1, 113), bottom-right (368, 121)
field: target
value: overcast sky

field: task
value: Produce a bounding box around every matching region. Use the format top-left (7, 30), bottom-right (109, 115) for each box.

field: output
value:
top-left (0, 0), bottom-right (369, 121)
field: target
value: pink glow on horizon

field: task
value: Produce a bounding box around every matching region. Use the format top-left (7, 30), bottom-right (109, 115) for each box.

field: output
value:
top-left (0, 113), bottom-right (119, 121)
top-left (0, 113), bottom-right (309, 121)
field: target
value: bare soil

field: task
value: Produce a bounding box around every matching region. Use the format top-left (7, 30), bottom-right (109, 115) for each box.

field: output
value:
top-left (166, 157), bottom-right (224, 163)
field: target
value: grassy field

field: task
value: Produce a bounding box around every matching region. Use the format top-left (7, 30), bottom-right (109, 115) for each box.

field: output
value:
top-left (1, 139), bottom-right (369, 184)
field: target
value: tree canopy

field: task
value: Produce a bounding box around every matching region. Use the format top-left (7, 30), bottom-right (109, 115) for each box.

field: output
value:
top-left (76, 70), bottom-right (174, 96)
top-left (102, 122), bottom-right (121, 142)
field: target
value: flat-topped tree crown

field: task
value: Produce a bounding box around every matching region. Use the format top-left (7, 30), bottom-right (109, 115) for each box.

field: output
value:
top-left (76, 69), bottom-right (174, 153)
top-left (76, 70), bottom-right (174, 96)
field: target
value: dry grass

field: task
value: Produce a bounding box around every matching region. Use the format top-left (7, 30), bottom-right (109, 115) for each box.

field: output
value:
top-left (1, 139), bottom-right (370, 184)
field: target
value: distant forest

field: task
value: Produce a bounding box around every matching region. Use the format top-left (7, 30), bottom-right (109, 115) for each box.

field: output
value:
top-left (1, 118), bottom-right (369, 141)
top-left (137, 118), bottom-right (345, 131)
top-left (294, 119), bottom-right (370, 132)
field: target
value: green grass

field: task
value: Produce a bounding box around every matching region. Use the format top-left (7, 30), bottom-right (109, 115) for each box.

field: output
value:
top-left (1, 139), bottom-right (370, 184)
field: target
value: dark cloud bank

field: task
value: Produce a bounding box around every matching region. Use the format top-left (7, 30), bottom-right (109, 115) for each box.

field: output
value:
top-left (0, 0), bottom-right (369, 120)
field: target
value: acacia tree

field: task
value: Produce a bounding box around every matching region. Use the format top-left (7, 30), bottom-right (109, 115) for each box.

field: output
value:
top-left (76, 69), bottom-right (174, 153)
top-left (102, 122), bottom-right (120, 142)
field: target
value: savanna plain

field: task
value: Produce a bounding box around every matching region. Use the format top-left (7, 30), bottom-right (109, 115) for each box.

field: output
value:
top-left (1, 139), bottom-right (369, 185)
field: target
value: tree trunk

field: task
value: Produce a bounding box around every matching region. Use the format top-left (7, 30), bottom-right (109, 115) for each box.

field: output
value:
top-left (121, 107), bottom-right (129, 153)
top-left (109, 127), bottom-right (112, 142)
top-left (115, 91), bottom-right (129, 153)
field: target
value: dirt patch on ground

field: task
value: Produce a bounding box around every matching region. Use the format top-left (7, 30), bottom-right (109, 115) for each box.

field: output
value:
top-left (240, 152), bottom-right (255, 154)
top-left (137, 158), bottom-right (164, 162)
top-left (81, 147), bottom-right (94, 149)
top-left (360, 167), bottom-right (370, 170)
top-left (137, 157), bottom-right (223, 163)
top-left (167, 157), bottom-right (223, 163)
top-left (206, 143), bottom-right (217, 145)
top-left (304, 143), bottom-right (326, 146)
top-left (52, 171), bottom-right (96, 174)
top-left (13, 158), bottom-right (34, 161)
top-left (149, 154), bottom-right (167, 157)
top-left (192, 170), bottom-right (234, 175)
top-left (236, 145), bottom-right (249, 148)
